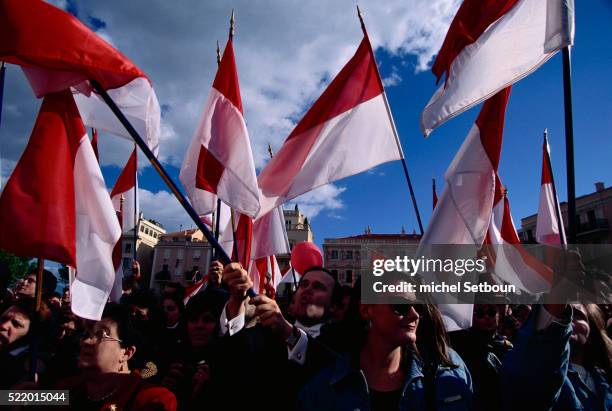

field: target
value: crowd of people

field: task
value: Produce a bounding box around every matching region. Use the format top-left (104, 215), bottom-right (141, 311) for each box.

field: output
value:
top-left (0, 259), bottom-right (610, 410)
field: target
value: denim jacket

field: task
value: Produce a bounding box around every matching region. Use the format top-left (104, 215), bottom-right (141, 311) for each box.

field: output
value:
top-left (297, 348), bottom-right (473, 411)
top-left (555, 364), bottom-right (612, 411)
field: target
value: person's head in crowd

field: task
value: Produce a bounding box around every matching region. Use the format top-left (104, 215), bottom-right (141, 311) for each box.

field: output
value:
top-left (58, 311), bottom-right (78, 341)
top-left (512, 304), bottom-right (532, 326)
top-left (48, 291), bottom-right (62, 309)
top-left (62, 287), bottom-right (71, 306)
top-left (499, 315), bottom-right (520, 340)
top-left (291, 266), bottom-right (341, 327)
top-left (126, 290), bottom-right (161, 329)
top-left (164, 282), bottom-right (185, 300)
top-left (15, 270), bottom-right (57, 299)
top-left (331, 285), bottom-right (353, 323)
top-left (162, 293), bottom-right (183, 328)
top-left (207, 260), bottom-right (223, 289)
top-left (570, 304), bottom-right (612, 374)
top-left (184, 292), bottom-right (225, 351)
top-left (472, 304), bottom-right (500, 334)
top-left (0, 298), bottom-right (36, 353)
top-left (78, 303), bottom-right (141, 374)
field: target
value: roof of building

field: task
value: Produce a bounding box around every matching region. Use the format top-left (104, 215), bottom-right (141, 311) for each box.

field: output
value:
top-left (326, 233), bottom-right (422, 241)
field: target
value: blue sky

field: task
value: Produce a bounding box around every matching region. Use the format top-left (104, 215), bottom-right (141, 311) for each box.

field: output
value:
top-left (2, 0), bottom-right (611, 251)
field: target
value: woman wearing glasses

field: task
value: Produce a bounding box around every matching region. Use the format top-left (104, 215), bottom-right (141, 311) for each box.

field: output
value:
top-left (58, 303), bottom-right (177, 410)
top-left (297, 286), bottom-right (473, 411)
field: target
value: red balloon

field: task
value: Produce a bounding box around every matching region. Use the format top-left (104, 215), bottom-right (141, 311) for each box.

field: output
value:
top-left (290, 242), bottom-right (323, 274)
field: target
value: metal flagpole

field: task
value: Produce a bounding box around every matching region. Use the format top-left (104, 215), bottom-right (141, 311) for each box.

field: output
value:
top-left (544, 129), bottom-right (566, 246)
top-left (212, 40), bottom-right (223, 262)
top-left (561, 47), bottom-right (576, 244)
top-left (356, 6), bottom-right (424, 236)
top-left (133, 144), bottom-right (138, 262)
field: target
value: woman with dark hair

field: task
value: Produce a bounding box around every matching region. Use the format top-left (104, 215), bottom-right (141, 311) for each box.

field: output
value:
top-left (561, 304), bottom-right (611, 410)
top-left (58, 303), bottom-right (176, 410)
top-left (0, 298), bottom-right (38, 388)
top-left (297, 291), bottom-right (473, 410)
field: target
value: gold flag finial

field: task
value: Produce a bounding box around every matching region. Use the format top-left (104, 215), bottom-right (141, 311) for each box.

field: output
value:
top-left (216, 40), bottom-right (221, 65)
top-left (229, 9), bottom-right (235, 41)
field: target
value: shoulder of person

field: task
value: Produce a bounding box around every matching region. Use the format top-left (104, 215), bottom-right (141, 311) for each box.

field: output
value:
top-left (131, 383), bottom-right (177, 411)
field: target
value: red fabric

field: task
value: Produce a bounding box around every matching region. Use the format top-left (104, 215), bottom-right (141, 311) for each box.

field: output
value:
top-left (432, 179), bottom-right (438, 209)
top-left (255, 257), bottom-right (268, 295)
top-left (110, 149), bottom-right (137, 198)
top-left (195, 145), bottom-right (224, 194)
top-left (212, 40), bottom-right (243, 114)
top-left (0, 0), bottom-right (146, 95)
top-left (541, 140), bottom-right (554, 185)
top-left (431, 0), bottom-right (520, 84)
top-left (184, 275), bottom-right (208, 300)
top-left (0, 90), bottom-right (83, 266)
top-left (91, 128), bottom-right (99, 163)
top-left (232, 213), bottom-right (253, 267)
top-left (475, 87), bottom-right (511, 171)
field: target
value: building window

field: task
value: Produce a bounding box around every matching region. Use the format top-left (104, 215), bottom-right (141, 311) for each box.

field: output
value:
top-left (346, 270), bottom-right (353, 283)
top-left (338, 271), bottom-right (345, 282)
top-left (331, 250), bottom-right (338, 260)
top-left (125, 243), bottom-right (132, 253)
top-left (285, 220), bottom-right (291, 229)
top-left (331, 269), bottom-right (338, 278)
top-left (193, 249), bottom-right (201, 260)
top-left (164, 249), bottom-right (170, 259)
top-left (178, 249), bottom-right (184, 259)
top-left (175, 265), bottom-right (182, 276)
top-left (345, 250), bottom-right (353, 260)
top-left (140, 225), bottom-right (145, 232)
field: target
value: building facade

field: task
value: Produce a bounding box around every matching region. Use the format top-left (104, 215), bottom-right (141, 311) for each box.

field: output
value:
top-left (277, 204), bottom-right (314, 270)
top-left (323, 228), bottom-right (421, 286)
top-left (520, 182), bottom-right (612, 244)
top-left (149, 229), bottom-right (213, 291)
top-left (121, 214), bottom-right (166, 286)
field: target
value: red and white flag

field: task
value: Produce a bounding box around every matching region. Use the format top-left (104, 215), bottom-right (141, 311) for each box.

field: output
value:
top-left (432, 178), bottom-right (438, 210)
top-left (0, 0), bottom-right (160, 154)
top-left (91, 128), bottom-right (100, 163)
top-left (251, 206), bottom-right (290, 260)
top-left (111, 149), bottom-right (139, 233)
top-left (183, 275), bottom-right (209, 305)
top-left (421, 0), bottom-right (574, 136)
top-left (219, 212), bottom-right (253, 268)
top-left (486, 181), bottom-right (553, 293)
top-left (256, 34), bottom-right (402, 217)
top-left (180, 39), bottom-right (259, 217)
top-left (0, 90), bottom-right (121, 320)
top-left (536, 133), bottom-right (566, 245)
top-left (418, 88), bottom-right (511, 331)
top-left (249, 255), bottom-right (283, 298)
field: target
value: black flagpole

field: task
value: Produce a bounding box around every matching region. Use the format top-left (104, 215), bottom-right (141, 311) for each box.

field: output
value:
top-left (356, 6), bottom-right (424, 236)
top-left (211, 40), bottom-right (223, 263)
top-left (133, 144), bottom-right (138, 263)
top-left (562, 47), bottom-right (576, 244)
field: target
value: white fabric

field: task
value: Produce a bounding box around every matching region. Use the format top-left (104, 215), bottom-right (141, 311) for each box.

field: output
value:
top-left (488, 200), bottom-right (552, 293)
top-left (250, 255), bottom-right (284, 294)
top-left (71, 135), bottom-right (122, 320)
top-left (257, 94), bottom-right (401, 217)
top-left (219, 302), bottom-right (246, 336)
top-left (421, 0), bottom-right (574, 136)
top-left (536, 182), bottom-right (566, 244)
top-left (252, 207), bottom-right (290, 259)
top-left (72, 77), bottom-right (160, 156)
top-left (180, 88), bottom-right (260, 217)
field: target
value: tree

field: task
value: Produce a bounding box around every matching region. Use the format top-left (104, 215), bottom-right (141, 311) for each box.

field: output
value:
top-left (0, 249), bottom-right (35, 287)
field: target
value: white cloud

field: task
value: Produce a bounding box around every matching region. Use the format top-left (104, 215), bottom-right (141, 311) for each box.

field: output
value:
top-left (287, 184), bottom-right (347, 220)
top-left (138, 188), bottom-right (194, 233)
top-left (4, 0), bottom-right (460, 221)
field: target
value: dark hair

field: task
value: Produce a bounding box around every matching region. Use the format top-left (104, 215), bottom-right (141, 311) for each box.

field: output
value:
top-left (184, 290), bottom-right (228, 323)
top-left (164, 282), bottom-right (185, 299)
top-left (301, 266), bottom-right (343, 306)
top-left (1, 298), bottom-right (37, 349)
top-left (101, 303), bottom-right (144, 368)
top-left (162, 292), bottom-right (185, 315)
top-left (581, 304), bottom-right (612, 375)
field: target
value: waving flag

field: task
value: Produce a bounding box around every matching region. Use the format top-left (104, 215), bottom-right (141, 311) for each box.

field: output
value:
top-left (256, 34), bottom-right (402, 217)
top-left (0, 0), bottom-right (160, 154)
top-left (0, 90), bottom-right (121, 320)
top-left (219, 212), bottom-right (253, 268)
top-left (251, 206), bottom-right (290, 260)
top-left (421, 0), bottom-right (574, 136)
top-left (111, 149), bottom-right (139, 233)
top-left (486, 181), bottom-right (553, 293)
top-left (536, 133), bottom-right (566, 245)
top-left (180, 39), bottom-right (259, 217)
top-left (249, 255), bottom-right (283, 298)
top-left (418, 88), bottom-right (511, 331)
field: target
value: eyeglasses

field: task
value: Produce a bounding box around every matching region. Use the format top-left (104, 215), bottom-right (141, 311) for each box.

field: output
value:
top-left (391, 304), bottom-right (415, 316)
top-left (474, 307), bottom-right (497, 318)
top-left (80, 329), bottom-right (122, 344)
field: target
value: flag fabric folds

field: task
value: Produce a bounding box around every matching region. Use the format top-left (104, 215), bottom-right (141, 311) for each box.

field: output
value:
top-left (0, 90), bottom-right (121, 320)
top-left (0, 0), bottom-right (161, 154)
top-left (256, 34), bottom-right (402, 218)
top-left (219, 212), bottom-right (253, 268)
top-left (418, 88), bottom-right (511, 331)
top-left (536, 135), bottom-right (566, 245)
top-left (251, 206), bottom-right (290, 260)
top-left (180, 39), bottom-right (259, 218)
top-left (249, 255), bottom-right (283, 297)
top-left (421, 0), bottom-right (574, 136)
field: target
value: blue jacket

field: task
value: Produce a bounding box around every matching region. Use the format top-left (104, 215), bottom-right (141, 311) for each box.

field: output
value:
top-left (297, 348), bottom-right (473, 411)
top-left (555, 364), bottom-right (612, 411)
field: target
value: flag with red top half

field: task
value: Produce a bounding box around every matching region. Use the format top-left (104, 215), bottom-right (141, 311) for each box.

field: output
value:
top-left (256, 34), bottom-right (402, 218)
top-left (180, 39), bottom-right (259, 218)
top-left (0, 0), bottom-right (161, 154)
top-left (536, 135), bottom-right (566, 245)
top-left (421, 0), bottom-right (574, 136)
